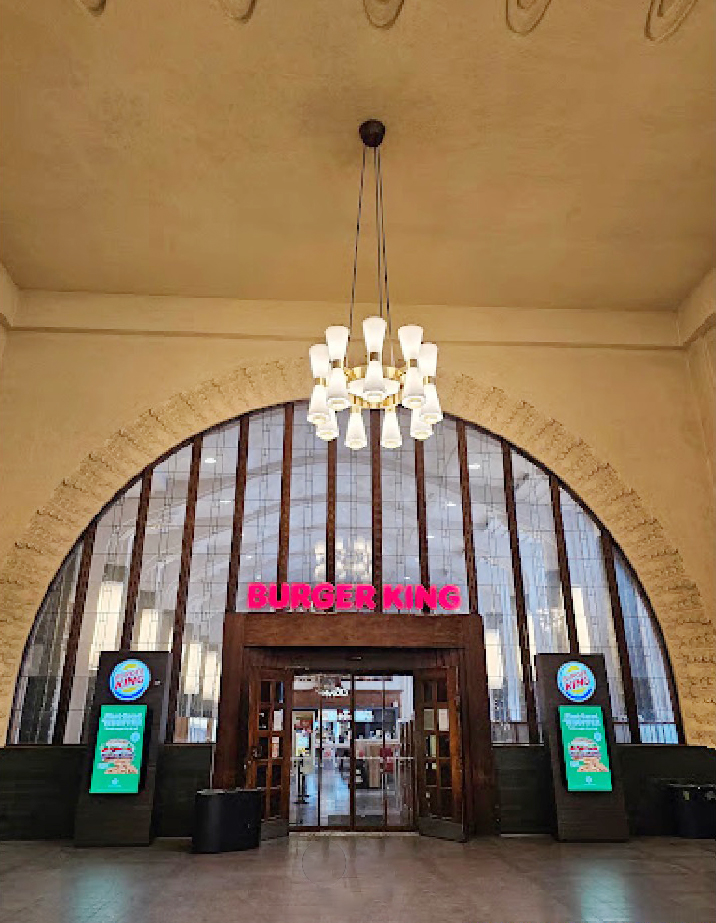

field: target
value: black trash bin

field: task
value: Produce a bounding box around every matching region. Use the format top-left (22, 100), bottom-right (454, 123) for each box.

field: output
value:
top-left (192, 788), bottom-right (262, 853)
top-left (669, 784), bottom-right (716, 839)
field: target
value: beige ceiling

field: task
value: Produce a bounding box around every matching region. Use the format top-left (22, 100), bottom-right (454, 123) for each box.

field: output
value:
top-left (0, 0), bottom-right (714, 310)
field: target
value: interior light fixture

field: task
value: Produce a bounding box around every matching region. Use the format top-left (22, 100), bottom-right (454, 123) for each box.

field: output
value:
top-left (307, 119), bottom-right (442, 450)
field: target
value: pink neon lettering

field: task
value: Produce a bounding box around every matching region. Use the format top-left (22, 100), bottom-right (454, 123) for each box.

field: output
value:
top-left (312, 583), bottom-right (334, 610)
top-left (415, 585), bottom-right (438, 610)
top-left (247, 583), bottom-right (268, 609)
top-left (355, 585), bottom-right (376, 609)
top-left (336, 585), bottom-right (355, 610)
top-left (290, 584), bottom-right (312, 609)
top-left (268, 583), bottom-right (290, 609)
top-left (383, 585), bottom-right (404, 609)
top-left (438, 585), bottom-right (461, 610)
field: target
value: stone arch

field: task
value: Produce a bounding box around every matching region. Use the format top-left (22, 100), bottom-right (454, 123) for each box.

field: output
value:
top-left (0, 357), bottom-right (713, 744)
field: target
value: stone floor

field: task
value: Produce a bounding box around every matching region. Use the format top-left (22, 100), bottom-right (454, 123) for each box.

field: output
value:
top-left (0, 835), bottom-right (714, 923)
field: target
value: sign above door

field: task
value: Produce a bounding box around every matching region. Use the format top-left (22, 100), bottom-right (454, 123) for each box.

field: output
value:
top-left (247, 582), bottom-right (462, 613)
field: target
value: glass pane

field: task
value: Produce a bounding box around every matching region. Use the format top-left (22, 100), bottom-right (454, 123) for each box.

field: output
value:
top-left (174, 424), bottom-right (239, 743)
top-left (382, 408), bottom-right (421, 610)
top-left (438, 708), bottom-right (449, 732)
top-left (236, 409), bottom-right (284, 609)
top-left (256, 764), bottom-right (267, 788)
top-left (466, 428), bottom-right (527, 742)
top-left (272, 735), bottom-right (283, 759)
top-left (289, 675), bottom-right (320, 828)
top-left (273, 708), bottom-right (284, 731)
top-left (423, 708), bottom-right (435, 731)
top-left (65, 481), bottom-right (142, 743)
top-left (287, 405), bottom-right (327, 595)
top-left (258, 708), bottom-right (269, 730)
top-left (512, 453), bottom-right (569, 671)
top-left (560, 489), bottom-right (628, 735)
top-left (9, 543), bottom-right (82, 744)
top-left (424, 419), bottom-right (468, 612)
top-left (131, 445), bottom-right (194, 655)
top-left (336, 435), bottom-right (372, 601)
top-left (321, 675), bottom-right (352, 827)
top-left (615, 552), bottom-right (677, 743)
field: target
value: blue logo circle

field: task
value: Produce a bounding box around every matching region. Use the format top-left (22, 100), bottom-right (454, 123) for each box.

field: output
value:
top-left (109, 659), bottom-right (151, 702)
top-left (557, 661), bottom-right (596, 703)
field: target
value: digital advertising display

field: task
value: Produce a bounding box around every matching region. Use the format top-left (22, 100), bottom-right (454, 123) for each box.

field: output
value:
top-left (558, 705), bottom-right (613, 793)
top-left (89, 704), bottom-right (147, 794)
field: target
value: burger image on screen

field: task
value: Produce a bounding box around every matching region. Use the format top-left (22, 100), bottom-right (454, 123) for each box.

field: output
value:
top-left (569, 737), bottom-right (607, 772)
top-left (100, 738), bottom-right (139, 773)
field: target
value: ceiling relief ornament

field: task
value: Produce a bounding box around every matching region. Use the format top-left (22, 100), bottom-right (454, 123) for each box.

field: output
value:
top-left (363, 0), bottom-right (405, 28)
top-left (219, 0), bottom-right (259, 22)
top-left (506, 0), bottom-right (553, 34)
top-left (645, 0), bottom-right (700, 41)
top-left (75, 0), bottom-right (107, 15)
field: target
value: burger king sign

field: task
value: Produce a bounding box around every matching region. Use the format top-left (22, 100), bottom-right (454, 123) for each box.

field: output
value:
top-left (557, 661), bottom-right (596, 703)
top-left (109, 659), bottom-right (151, 702)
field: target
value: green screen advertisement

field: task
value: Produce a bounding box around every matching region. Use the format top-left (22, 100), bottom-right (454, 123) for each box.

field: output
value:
top-left (89, 704), bottom-right (147, 794)
top-left (558, 705), bottom-right (613, 792)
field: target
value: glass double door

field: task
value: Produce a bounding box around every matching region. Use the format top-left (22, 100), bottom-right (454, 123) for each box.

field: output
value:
top-left (289, 673), bottom-right (416, 831)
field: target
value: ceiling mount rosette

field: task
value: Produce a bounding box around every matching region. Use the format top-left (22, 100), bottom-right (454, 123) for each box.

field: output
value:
top-left (75, 0), bottom-right (107, 15)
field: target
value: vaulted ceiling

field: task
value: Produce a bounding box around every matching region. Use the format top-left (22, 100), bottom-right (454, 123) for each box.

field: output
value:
top-left (0, 0), bottom-right (713, 309)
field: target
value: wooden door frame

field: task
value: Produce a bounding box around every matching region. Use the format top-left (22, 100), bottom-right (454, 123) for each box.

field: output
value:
top-left (213, 612), bottom-right (497, 836)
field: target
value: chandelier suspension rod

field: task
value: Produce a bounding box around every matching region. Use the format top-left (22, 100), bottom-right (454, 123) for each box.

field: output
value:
top-left (348, 145), bottom-right (367, 343)
top-left (374, 147), bottom-right (384, 321)
top-left (376, 147), bottom-right (395, 368)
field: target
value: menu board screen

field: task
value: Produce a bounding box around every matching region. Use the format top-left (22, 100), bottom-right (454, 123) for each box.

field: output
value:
top-left (558, 705), bottom-right (612, 792)
top-left (89, 704), bottom-right (147, 794)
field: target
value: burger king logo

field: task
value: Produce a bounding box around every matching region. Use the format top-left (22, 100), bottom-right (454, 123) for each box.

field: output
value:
top-left (109, 659), bottom-right (151, 702)
top-left (557, 661), bottom-right (596, 703)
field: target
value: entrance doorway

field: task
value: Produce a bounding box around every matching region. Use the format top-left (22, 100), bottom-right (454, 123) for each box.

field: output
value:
top-left (245, 660), bottom-right (465, 838)
top-left (288, 673), bottom-right (416, 831)
top-left (214, 612), bottom-right (497, 839)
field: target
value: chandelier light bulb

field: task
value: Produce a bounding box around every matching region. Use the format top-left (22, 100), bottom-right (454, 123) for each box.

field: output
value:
top-left (418, 342), bottom-right (438, 378)
top-left (325, 326), bottom-right (350, 362)
top-left (309, 343), bottom-right (330, 380)
top-left (363, 359), bottom-right (388, 403)
top-left (402, 366), bottom-right (425, 410)
top-left (420, 383), bottom-right (443, 425)
top-left (307, 383), bottom-right (330, 425)
top-left (316, 408), bottom-right (339, 441)
top-left (398, 325), bottom-right (423, 362)
top-left (345, 408), bottom-right (368, 450)
top-left (362, 316), bottom-right (387, 353)
top-left (381, 407), bottom-right (402, 449)
top-left (410, 407), bottom-right (433, 440)
top-left (326, 366), bottom-right (351, 411)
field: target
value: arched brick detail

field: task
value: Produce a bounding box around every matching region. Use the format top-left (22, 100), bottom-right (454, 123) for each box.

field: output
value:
top-left (1, 358), bottom-right (714, 744)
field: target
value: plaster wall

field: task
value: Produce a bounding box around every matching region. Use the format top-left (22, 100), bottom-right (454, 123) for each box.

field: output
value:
top-left (0, 288), bottom-right (714, 744)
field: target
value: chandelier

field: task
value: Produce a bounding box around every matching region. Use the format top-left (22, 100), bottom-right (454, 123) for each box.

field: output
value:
top-left (307, 119), bottom-right (442, 450)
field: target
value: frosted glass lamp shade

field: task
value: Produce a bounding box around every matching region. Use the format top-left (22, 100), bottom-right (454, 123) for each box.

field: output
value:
top-left (398, 325), bottom-right (423, 361)
top-left (307, 383), bottom-right (330, 425)
top-left (363, 359), bottom-right (388, 403)
top-left (316, 409), bottom-right (339, 441)
top-left (418, 342), bottom-right (438, 378)
top-left (410, 407), bottom-right (432, 440)
top-left (345, 409), bottom-right (368, 450)
top-left (309, 344), bottom-right (330, 380)
top-left (325, 326), bottom-right (350, 361)
top-left (401, 366), bottom-right (425, 409)
top-left (362, 316), bottom-right (387, 353)
top-left (381, 408), bottom-right (402, 449)
top-left (326, 367), bottom-right (351, 410)
top-left (420, 383), bottom-right (443, 425)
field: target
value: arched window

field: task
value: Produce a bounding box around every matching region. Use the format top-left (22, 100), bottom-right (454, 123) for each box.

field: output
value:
top-left (8, 402), bottom-right (682, 747)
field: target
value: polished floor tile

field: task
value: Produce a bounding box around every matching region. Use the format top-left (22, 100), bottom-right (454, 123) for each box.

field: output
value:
top-left (0, 835), bottom-right (714, 923)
